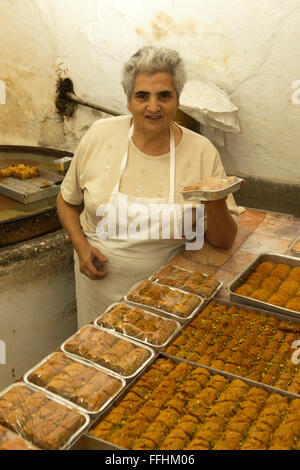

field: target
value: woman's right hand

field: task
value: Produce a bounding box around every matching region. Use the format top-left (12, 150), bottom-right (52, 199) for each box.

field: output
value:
top-left (56, 193), bottom-right (108, 281)
top-left (76, 242), bottom-right (108, 280)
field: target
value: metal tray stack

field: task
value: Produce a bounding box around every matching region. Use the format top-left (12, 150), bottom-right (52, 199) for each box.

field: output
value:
top-left (228, 253), bottom-right (300, 319)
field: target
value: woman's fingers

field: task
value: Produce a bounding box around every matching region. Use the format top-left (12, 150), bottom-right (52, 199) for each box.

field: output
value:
top-left (90, 246), bottom-right (108, 263)
top-left (78, 246), bottom-right (108, 280)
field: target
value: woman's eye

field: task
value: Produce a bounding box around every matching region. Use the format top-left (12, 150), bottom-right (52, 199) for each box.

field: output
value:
top-left (136, 93), bottom-right (147, 100)
top-left (160, 92), bottom-right (172, 99)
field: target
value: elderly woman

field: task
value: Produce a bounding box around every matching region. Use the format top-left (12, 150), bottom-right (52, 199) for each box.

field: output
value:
top-left (57, 46), bottom-right (240, 328)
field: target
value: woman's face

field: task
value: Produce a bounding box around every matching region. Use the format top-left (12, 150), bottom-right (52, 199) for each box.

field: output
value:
top-left (127, 72), bottom-right (179, 136)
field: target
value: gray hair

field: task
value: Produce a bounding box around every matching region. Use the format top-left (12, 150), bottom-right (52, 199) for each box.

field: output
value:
top-left (122, 46), bottom-right (186, 100)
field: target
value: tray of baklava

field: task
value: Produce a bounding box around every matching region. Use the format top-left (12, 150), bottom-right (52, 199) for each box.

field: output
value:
top-left (124, 279), bottom-right (204, 322)
top-left (83, 355), bottom-right (300, 450)
top-left (61, 325), bottom-right (154, 380)
top-left (150, 264), bottom-right (222, 299)
top-left (163, 298), bottom-right (300, 396)
top-left (23, 352), bottom-right (125, 415)
top-left (0, 382), bottom-right (89, 450)
top-left (94, 302), bottom-right (181, 350)
top-left (228, 253), bottom-right (300, 319)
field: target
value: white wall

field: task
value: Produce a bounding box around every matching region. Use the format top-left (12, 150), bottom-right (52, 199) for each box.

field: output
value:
top-left (0, 0), bottom-right (300, 182)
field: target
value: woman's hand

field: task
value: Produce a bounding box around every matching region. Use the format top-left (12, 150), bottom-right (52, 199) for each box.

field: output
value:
top-left (76, 241), bottom-right (108, 280)
top-left (56, 192), bottom-right (108, 280)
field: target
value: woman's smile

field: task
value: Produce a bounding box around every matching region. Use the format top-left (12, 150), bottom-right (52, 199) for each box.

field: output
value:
top-left (127, 72), bottom-right (179, 137)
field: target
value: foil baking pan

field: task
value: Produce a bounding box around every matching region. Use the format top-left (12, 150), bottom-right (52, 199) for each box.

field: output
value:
top-left (162, 298), bottom-right (300, 398)
top-left (180, 176), bottom-right (244, 202)
top-left (24, 352), bottom-right (126, 416)
top-left (228, 252), bottom-right (300, 319)
top-left (61, 324), bottom-right (155, 380)
top-left (124, 280), bottom-right (205, 323)
top-left (150, 264), bottom-right (223, 300)
top-left (0, 168), bottom-right (63, 204)
top-left (0, 382), bottom-right (90, 450)
top-left (94, 301), bottom-right (182, 351)
top-left (79, 353), bottom-right (300, 450)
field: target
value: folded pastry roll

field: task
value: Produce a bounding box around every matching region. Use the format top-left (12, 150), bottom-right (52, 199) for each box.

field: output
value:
top-left (260, 275), bottom-right (282, 293)
top-left (271, 263), bottom-right (291, 280)
top-left (285, 298), bottom-right (300, 312)
top-left (28, 353), bottom-right (70, 387)
top-left (234, 284), bottom-right (256, 297)
top-left (250, 288), bottom-right (271, 302)
top-left (255, 261), bottom-right (276, 276)
top-left (287, 267), bottom-right (300, 282)
top-left (0, 387), bottom-right (32, 423)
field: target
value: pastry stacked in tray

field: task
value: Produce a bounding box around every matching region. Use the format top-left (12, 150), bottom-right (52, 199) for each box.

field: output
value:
top-left (25, 352), bottom-right (123, 413)
top-left (90, 357), bottom-right (300, 450)
top-left (0, 384), bottom-right (87, 450)
top-left (150, 264), bottom-right (221, 298)
top-left (125, 280), bottom-right (201, 319)
top-left (96, 303), bottom-right (179, 347)
top-left (63, 326), bottom-right (152, 378)
top-left (164, 299), bottom-right (300, 395)
top-left (234, 261), bottom-right (300, 312)
top-left (0, 424), bottom-right (40, 450)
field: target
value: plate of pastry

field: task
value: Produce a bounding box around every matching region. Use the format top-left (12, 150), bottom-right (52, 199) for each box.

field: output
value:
top-left (180, 176), bottom-right (244, 201)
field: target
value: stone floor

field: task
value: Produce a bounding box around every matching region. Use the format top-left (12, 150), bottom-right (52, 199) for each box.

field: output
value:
top-left (169, 208), bottom-right (300, 302)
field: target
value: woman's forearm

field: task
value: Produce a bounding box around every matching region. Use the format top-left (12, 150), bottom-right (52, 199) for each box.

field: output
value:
top-left (56, 192), bottom-right (87, 254)
top-left (204, 197), bottom-right (238, 249)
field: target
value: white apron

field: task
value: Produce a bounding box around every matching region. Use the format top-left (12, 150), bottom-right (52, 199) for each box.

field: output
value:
top-left (74, 125), bottom-right (186, 328)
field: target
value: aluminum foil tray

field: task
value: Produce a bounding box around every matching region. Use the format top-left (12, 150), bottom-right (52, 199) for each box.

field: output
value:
top-left (228, 252), bottom-right (300, 319)
top-left (94, 302), bottom-right (181, 351)
top-left (180, 176), bottom-right (244, 202)
top-left (0, 382), bottom-right (90, 450)
top-left (24, 352), bottom-right (126, 415)
top-left (150, 264), bottom-right (222, 300)
top-left (124, 280), bottom-right (205, 323)
top-left (61, 324), bottom-right (155, 380)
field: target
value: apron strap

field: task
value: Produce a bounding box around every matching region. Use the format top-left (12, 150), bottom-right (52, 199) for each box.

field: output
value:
top-left (168, 127), bottom-right (175, 204)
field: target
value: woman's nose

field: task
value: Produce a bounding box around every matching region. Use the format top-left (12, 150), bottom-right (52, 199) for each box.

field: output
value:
top-left (147, 96), bottom-right (160, 113)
